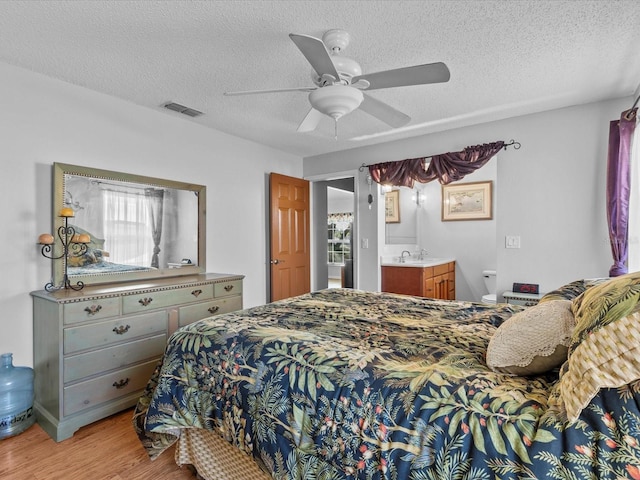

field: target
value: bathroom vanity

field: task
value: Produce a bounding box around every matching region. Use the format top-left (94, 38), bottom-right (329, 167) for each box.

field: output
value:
top-left (381, 258), bottom-right (455, 300)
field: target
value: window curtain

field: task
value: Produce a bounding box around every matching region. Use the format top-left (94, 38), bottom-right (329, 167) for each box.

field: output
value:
top-left (102, 189), bottom-right (153, 265)
top-left (628, 113), bottom-right (640, 272)
top-left (606, 108), bottom-right (637, 277)
top-left (146, 188), bottom-right (165, 269)
top-left (368, 141), bottom-right (505, 187)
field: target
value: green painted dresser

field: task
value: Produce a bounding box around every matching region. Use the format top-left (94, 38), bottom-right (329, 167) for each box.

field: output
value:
top-left (31, 272), bottom-right (243, 441)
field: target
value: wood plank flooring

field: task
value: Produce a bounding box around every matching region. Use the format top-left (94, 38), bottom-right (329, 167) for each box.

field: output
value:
top-left (0, 409), bottom-right (195, 480)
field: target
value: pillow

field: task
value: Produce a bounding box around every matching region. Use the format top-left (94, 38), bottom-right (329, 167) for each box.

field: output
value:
top-left (67, 248), bottom-right (105, 267)
top-left (486, 300), bottom-right (575, 376)
top-left (559, 271), bottom-right (640, 421)
top-left (538, 278), bottom-right (608, 304)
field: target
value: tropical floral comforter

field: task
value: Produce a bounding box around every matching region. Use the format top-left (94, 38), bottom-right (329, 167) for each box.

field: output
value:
top-left (134, 288), bottom-right (640, 479)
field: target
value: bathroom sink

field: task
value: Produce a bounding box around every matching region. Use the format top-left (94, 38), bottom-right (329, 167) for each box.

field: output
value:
top-left (380, 257), bottom-right (454, 267)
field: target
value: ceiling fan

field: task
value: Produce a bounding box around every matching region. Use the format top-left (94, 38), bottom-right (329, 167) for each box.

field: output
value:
top-left (224, 29), bottom-right (450, 136)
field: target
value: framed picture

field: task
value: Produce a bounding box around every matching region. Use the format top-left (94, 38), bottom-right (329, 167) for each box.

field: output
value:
top-left (441, 181), bottom-right (493, 221)
top-left (385, 190), bottom-right (400, 223)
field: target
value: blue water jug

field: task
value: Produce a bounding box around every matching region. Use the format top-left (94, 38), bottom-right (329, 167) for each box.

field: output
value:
top-left (0, 353), bottom-right (35, 439)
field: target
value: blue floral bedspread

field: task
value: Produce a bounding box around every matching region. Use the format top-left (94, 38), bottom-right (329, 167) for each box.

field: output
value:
top-left (134, 289), bottom-right (640, 479)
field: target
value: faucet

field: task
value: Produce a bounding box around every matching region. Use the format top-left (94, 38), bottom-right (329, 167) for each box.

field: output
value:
top-left (400, 250), bottom-right (411, 263)
top-left (418, 249), bottom-right (428, 260)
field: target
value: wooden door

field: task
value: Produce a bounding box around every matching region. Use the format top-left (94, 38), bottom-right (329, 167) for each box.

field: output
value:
top-left (269, 173), bottom-right (310, 302)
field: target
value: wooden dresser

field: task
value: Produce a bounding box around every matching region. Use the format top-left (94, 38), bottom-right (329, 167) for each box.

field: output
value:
top-left (31, 272), bottom-right (244, 441)
top-left (381, 261), bottom-right (455, 300)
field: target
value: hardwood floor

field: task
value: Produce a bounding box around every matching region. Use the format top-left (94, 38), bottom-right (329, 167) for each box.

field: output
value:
top-left (0, 409), bottom-right (195, 480)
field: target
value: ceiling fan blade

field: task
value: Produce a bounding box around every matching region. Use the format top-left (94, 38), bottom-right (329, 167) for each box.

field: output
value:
top-left (359, 93), bottom-right (411, 128)
top-left (289, 33), bottom-right (340, 81)
top-left (296, 108), bottom-right (324, 132)
top-left (353, 62), bottom-right (450, 90)
top-left (224, 86), bottom-right (317, 96)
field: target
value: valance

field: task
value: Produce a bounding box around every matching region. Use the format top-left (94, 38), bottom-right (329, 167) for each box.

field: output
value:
top-left (365, 140), bottom-right (518, 187)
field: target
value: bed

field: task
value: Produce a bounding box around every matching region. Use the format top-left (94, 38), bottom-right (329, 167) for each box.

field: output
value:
top-left (134, 273), bottom-right (640, 479)
top-left (67, 225), bottom-right (155, 275)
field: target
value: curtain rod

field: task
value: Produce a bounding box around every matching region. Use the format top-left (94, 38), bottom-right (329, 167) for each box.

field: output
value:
top-left (625, 96), bottom-right (639, 121)
top-left (357, 139), bottom-right (521, 172)
top-left (625, 82), bottom-right (640, 120)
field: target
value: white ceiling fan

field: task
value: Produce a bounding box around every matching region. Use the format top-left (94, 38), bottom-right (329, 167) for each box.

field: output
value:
top-left (224, 29), bottom-right (450, 136)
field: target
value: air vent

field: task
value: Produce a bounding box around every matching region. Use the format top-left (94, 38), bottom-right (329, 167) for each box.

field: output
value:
top-left (163, 102), bottom-right (203, 117)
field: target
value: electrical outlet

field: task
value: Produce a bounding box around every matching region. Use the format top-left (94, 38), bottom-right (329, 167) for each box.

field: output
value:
top-left (505, 235), bottom-right (521, 249)
top-left (361, 238), bottom-right (369, 249)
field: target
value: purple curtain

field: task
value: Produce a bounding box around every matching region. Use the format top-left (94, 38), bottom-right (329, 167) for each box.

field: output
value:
top-left (368, 141), bottom-right (505, 187)
top-left (607, 108), bottom-right (637, 277)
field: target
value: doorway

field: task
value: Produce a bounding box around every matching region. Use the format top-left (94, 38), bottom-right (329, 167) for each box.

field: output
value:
top-left (310, 175), bottom-right (357, 291)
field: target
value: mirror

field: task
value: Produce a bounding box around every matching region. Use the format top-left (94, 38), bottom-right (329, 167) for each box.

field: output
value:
top-left (385, 186), bottom-right (422, 245)
top-left (52, 163), bottom-right (206, 286)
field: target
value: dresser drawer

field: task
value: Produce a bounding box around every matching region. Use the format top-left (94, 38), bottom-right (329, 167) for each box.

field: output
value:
top-left (214, 280), bottom-right (242, 298)
top-left (64, 333), bottom-right (167, 383)
top-left (63, 360), bottom-right (158, 416)
top-left (179, 296), bottom-right (243, 327)
top-left (122, 285), bottom-right (214, 314)
top-left (63, 311), bottom-right (167, 354)
top-left (63, 297), bottom-right (121, 325)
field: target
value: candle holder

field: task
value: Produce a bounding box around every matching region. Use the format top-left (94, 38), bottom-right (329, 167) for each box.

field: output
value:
top-left (39, 210), bottom-right (89, 292)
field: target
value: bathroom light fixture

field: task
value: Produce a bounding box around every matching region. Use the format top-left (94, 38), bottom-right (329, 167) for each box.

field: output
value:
top-left (380, 184), bottom-right (392, 195)
top-left (413, 190), bottom-right (426, 206)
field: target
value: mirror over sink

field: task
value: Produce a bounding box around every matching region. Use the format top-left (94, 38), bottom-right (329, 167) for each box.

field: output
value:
top-left (50, 162), bottom-right (206, 288)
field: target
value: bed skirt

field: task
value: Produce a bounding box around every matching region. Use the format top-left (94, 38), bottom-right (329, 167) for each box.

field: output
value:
top-left (175, 428), bottom-right (271, 480)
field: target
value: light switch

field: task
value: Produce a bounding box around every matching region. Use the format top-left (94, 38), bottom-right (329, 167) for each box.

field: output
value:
top-left (505, 235), bottom-right (521, 249)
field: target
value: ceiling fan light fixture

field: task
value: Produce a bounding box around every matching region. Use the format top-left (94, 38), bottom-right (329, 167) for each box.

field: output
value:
top-left (309, 85), bottom-right (363, 120)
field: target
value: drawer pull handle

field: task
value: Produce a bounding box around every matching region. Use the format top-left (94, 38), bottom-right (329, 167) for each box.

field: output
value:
top-left (84, 304), bottom-right (102, 316)
top-left (112, 378), bottom-right (130, 389)
top-left (208, 306), bottom-right (220, 314)
top-left (224, 285), bottom-right (234, 292)
top-left (138, 297), bottom-right (153, 306)
top-left (112, 324), bottom-right (131, 335)
top-left (191, 289), bottom-right (203, 297)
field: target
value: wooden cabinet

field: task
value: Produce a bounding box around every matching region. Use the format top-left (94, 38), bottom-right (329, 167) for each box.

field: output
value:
top-left (382, 261), bottom-right (455, 300)
top-left (31, 273), bottom-right (243, 441)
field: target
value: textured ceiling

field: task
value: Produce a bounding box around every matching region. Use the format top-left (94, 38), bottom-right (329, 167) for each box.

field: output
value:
top-left (0, 0), bottom-right (639, 158)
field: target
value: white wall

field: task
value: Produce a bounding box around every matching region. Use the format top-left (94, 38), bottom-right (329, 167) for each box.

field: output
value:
top-left (0, 62), bottom-right (302, 367)
top-left (304, 97), bottom-right (631, 300)
top-left (420, 157), bottom-right (497, 301)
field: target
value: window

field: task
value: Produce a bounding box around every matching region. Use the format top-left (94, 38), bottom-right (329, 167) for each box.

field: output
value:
top-left (328, 213), bottom-right (352, 266)
top-left (102, 189), bottom-right (154, 266)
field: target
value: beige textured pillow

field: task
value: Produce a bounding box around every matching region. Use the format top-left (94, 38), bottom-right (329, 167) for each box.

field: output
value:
top-left (486, 300), bottom-right (575, 375)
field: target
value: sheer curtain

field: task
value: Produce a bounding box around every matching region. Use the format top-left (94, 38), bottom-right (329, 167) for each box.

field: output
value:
top-left (628, 114), bottom-right (640, 272)
top-left (102, 189), bottom-right (154, 266)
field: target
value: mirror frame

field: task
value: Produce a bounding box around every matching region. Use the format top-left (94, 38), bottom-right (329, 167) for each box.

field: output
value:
top-left (52, 162), bottom-right (206, 287)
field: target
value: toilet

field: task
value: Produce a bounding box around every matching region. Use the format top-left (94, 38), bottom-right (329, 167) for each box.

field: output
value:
top-left (481, 270), bottom-right (497, 304)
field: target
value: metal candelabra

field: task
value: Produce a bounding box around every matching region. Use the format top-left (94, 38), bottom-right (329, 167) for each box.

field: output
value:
top-left (39, 212), bottom-right (89, 292)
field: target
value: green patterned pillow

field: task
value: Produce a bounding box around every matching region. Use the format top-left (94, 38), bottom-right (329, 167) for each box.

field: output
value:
top-left (559, 272), bottom-right (640, 421)
top-left (539, 278), bottom-right (609, 305)
top-left (569, 272), bottom-right (640, 354)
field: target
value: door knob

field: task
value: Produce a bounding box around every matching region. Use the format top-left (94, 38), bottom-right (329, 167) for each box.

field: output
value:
top-left (270, 259), bottom-right (284, 264)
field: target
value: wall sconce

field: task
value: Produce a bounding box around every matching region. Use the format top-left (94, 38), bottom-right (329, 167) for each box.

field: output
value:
top-left (380, 184), bottom-right (392, 196)
top-left (38, 208), bottom-right (90, 291)
top-left (412, 190), bottom-right (426, 207)
top-left (366, 174), bottom-right (374, 210)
